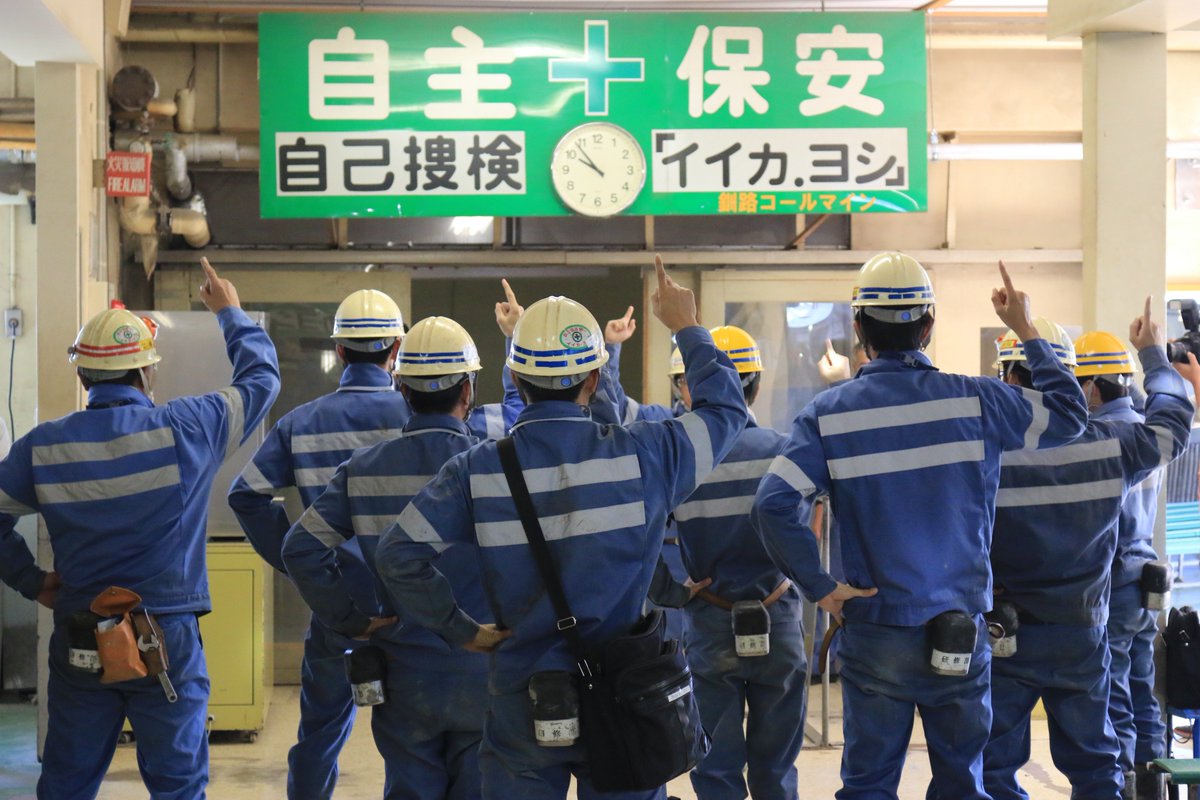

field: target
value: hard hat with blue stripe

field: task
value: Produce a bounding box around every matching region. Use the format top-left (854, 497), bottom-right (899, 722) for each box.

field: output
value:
top-left (1073, 330), bottom-right (1135, 377)
top-left (996, 318), bottom-right (1077, 367)
top-left (395, 316), bottom-right (481, 392)
top-left (332, 289), bottom-right (405, 352)
top-left (710, 326), bottom-right (763, 376)
top-left (507, 296), bottom-right (609, 389)
top-left (851, 252), bottom-right (935, 323)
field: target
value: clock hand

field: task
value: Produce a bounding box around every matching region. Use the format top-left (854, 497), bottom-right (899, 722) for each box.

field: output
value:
top-left (577, 151), bottom-right (606, 178)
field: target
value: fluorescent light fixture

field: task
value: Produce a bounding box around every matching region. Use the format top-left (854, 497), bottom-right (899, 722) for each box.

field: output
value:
top-left (450, 216), bottom-right (493, 237)
top-left (929, 141), bottom-right (1200, 161)
top-left (929, 142), bottom-right (1082, 161)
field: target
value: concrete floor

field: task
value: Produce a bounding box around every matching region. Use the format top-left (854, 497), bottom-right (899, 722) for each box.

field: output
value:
top-left (0, 684), bottom-right (1087, 799)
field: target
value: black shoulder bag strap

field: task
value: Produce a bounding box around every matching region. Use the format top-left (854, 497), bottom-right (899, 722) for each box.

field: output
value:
top-left (496, 436), bottom-right (593, 677)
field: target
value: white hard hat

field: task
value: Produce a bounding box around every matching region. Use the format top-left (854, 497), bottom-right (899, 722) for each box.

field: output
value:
top-left (332, 289), bottom-right (404, 351)
top-left (996, 318), bottom-right (1077, 367)
top-left (668, 347), bottom-right (684, 377)
top-left (507, 296), bottom-right (609, 389)
top-left (68, 309), bottom-right (162, 371)
top-left (851, 252), bottom-right (935, 322)
top-left (395, 316), bottom-right (481, 391)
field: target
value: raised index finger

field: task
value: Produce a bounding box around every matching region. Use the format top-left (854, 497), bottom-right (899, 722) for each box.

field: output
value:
top-left (1143, 295), bottom-right (1152, 323)
top-left (998, 259), bottom-right (1015, 294)
top-left (654, 254), bottom-right (667, 290)
top-left (501, 278), bottom-right (517, 305)
top-left (200, 257), bottom-right (218, 282)
top-left (622, 305), bottom-right (634, 325)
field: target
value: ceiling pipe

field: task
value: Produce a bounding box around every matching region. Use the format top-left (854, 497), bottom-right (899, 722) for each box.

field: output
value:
top-left (122, 23), bottom-right (258, 44)
top-left (114, 129), bottom-right (258, 163)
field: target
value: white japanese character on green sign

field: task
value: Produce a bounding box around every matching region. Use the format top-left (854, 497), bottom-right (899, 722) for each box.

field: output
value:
top-left (424, 26), bottom-right (516, 120)
top-left (677, 26), bottom-right (770, 119)
top-left (795, 25), bottom-right (885, 117)
top-left (308, 27), bottom-right (390, 121)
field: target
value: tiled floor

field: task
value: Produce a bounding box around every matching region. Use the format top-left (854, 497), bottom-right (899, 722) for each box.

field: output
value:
top-left (0, 683), bottom-right (1085, 799)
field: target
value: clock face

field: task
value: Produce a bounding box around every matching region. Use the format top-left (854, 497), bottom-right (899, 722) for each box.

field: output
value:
top-left (550, 123), bottom-right (646, 217)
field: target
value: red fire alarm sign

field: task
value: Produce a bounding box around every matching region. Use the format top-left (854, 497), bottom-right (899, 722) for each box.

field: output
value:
top-left (104, 151), bottom-right (152, 197)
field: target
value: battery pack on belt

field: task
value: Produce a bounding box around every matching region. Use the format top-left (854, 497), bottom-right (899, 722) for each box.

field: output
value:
top-left (929, 611), bottom-right (977, 677)
top-left (529, 671), bottom-right (580, 747)
top-left (985, 602), bottom-right (1019, 658)
top-left (732, 601), bottom-right (771, 657)
top-left (65, 610), bottom-right (104, 672)
top-left (344, 645), bottom-right (387, 707)
top-left (1141, 561), bottom-right (1172, 611)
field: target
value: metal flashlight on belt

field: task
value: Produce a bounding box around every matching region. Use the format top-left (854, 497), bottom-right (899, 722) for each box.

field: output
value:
top-left (929, 611), bottom-right (977, 676)
top-left (985, 602), bottom-right (1019, 658)
top-left (1141, 560), bottom-right (1172, 611)
top-left (344, 645), bottom-right (388, 707)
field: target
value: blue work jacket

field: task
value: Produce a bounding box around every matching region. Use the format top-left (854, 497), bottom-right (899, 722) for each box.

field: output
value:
top-left (752, 339), bottom-right (1090, 627)
top-left (0, 307), bottom-right (279, 615)
top-left (227, 363), bottom-right (408, 615)
top-left (372, 326), bottom-right (748, 693)
top-left (281, 414), bottom-right (490, 674)
top-left (991, 347), bottom-right (1191, 625)
top-left (675, 420), bottom-right (791, 605)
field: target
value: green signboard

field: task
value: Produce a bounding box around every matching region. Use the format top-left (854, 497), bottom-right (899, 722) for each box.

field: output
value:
top-left (259, 12), bottom-right (926, 219)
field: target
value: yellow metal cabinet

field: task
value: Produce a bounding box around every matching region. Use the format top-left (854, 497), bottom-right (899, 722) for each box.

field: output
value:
top-left (202, 541), bottom-right (274, 735)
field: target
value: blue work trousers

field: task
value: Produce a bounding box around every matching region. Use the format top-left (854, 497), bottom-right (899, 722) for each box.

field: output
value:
top-left (685, 600), bottom-right (807, 800)
top-left (983, 622), bottom-right (1122, 800)
top-left (371, 662), bottom-right (488, 800)
top-left (1107, 582), bottom-right (1166, 770)
top-left (288, 616), bottom-right (357, 800)
top-left (658, 542), bottom-right (689, 646)
top-left (39, 612), bottom-right (209, 800)
top-left (479, 690), bottom-right (667, 800)
top-left (838, 616), bottom-right (992, 800)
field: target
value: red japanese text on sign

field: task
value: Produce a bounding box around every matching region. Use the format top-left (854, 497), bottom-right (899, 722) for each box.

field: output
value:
top-left (104, 152), bottom-right (152, 197)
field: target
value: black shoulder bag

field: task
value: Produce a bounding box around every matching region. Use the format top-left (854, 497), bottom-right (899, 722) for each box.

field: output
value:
top-left (1164, 606), bottom-right (1200, 709)
top-left (496, 436), bottom-right (709, 792)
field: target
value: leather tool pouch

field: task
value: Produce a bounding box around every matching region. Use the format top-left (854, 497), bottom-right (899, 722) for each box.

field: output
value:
top-left (90, 586), bottom-right (148, 683)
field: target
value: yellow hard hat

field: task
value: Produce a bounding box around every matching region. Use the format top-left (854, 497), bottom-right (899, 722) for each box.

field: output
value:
top-left (331, 289), bottom-right (404, 346)
top-left (851, 252), bottom-right (935, 309)
top-left (68, 309), bottom-right (162, 371)
top-left (996, 318), bottom-right (1076, 366)
top-left (507, 296), bottom-right (609, 389)
top-left (710, 326), bottom-right (763, 374)
top-left (1074, 331), bottom-right (1135, 377)
top-left (668, 347), bottom-right (684, 377)
top-left (395, 316), bottom-right (481, 391)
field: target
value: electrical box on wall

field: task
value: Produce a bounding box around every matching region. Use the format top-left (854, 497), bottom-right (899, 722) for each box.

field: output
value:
top-left (4, 308), bottom-right (22, 338)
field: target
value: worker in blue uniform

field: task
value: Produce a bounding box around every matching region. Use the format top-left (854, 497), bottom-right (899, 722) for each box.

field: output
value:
top-left (752, 254), bottom-right (1090, 800)
top-left (981, 308), bottom-right (1191, 800)
top-left (282, 316), bottom-right (492, 800)
top-left (0, 259), bottom-right (279, 800)
top-left (666, 325), bottom-right (806, 800)
top-left (598, 337), bottom-right (685, 426)
top-left (1077, 331), bottom-right (1171, 800)
top-left (592, 307), bottom-right (693, 646)
top-left (372, 257), bottom-right (748, 800)
top-left (228, 287), bottom-right (409, 800)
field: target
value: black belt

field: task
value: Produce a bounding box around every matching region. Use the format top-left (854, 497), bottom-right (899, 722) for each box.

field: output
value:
top-left (1016, 608), bottom-right (1048, 626)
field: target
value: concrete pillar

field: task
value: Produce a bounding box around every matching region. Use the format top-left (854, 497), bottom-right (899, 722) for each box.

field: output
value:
top-left (33, 58), bottom-right (104, 752)
top-left (1081, 32), bottom-right (1168, 334)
